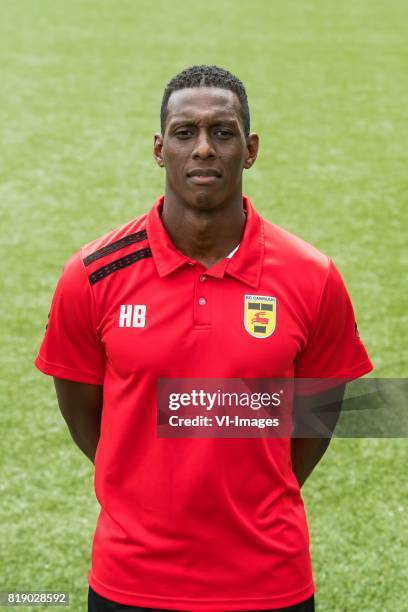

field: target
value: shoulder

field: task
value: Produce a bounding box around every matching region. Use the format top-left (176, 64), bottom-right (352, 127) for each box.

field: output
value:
top-left (80, 213), bottom-right (148, 266)
top-left (60, 212), bottom-right (149, 282)
top-left (262, 217), bottom-right (330, 270)
top-left (261, 216), bottom-right (332, 285)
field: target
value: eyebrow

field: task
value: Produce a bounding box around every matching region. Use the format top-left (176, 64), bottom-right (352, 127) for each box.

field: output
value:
top-left (168, 118), bottom-right (239, 129)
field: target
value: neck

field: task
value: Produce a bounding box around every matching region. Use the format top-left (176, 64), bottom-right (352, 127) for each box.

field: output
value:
top-left (161, 190), bottom-right (246, 269)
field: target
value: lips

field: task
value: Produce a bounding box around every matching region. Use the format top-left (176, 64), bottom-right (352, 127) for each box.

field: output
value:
top-left (186, 168), bottom-right (222, 186)
top-left (187, 168), bottom-right (222, 178)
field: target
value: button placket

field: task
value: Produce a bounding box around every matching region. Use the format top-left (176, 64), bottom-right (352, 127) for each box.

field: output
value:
top-left (193, 271), bottom-right (211, 326)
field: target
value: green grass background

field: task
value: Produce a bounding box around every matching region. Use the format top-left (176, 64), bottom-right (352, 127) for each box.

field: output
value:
top-left (1, 0), bottom-right (407, 610)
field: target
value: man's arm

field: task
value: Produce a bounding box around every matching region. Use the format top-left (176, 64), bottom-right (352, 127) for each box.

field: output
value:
top-left (53, 378), bottom-right (103, 464)
top-left (290, 384), bottom-right (345, 487)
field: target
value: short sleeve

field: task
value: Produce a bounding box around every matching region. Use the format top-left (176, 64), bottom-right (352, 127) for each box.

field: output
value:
top-left (34, 251), bottom-right (105, 384)
top-left (294, 259), bottom-right (373, 393)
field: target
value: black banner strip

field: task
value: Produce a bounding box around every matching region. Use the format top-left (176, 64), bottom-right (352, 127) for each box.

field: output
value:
top-left (83, 229), bottom-right (147, 266)
top-left (88, 247), bottom-right (152, 285)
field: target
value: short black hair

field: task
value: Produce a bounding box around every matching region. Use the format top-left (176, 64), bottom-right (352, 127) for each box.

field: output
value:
top-left (160, 65), bottom-right (250, 136)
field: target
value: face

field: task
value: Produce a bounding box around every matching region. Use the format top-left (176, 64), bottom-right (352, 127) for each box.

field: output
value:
top-left (154, 87), bottom-right (259, 210)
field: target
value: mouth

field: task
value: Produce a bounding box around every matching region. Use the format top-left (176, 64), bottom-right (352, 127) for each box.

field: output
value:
top-left (186, 169), bottom-right (222, 185)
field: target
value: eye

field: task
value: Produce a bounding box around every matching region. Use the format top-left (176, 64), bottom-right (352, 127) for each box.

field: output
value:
top-left (214, 129), bottom-right (233, 138)
top-left (175, 129), bottom-right (194, 139)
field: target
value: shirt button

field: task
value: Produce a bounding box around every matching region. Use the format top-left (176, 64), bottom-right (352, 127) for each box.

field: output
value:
top-left (199, 275), bottom-right (206, 282)
top-left (198, 297), bottom-right (207, 306)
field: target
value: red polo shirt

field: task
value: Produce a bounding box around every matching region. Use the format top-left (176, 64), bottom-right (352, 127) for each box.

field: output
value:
top-left (35, 196), bottom-right (373, 610)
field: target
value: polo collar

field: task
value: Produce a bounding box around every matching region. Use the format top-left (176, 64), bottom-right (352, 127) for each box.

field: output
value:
top-left (146, 195), bottom-right (264, 288)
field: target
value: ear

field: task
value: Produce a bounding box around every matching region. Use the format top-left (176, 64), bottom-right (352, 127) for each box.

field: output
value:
top-left (153, 133), bottom-right (165, 167)
top-left (244, 133), bottom-right (259, 169)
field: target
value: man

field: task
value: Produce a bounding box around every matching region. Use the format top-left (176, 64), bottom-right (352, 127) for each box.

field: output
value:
top-left (35, 65), bottom-right (373, 611)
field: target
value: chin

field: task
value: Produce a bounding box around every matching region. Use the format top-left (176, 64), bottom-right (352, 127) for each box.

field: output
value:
top-left (195, 192), bottom-right (217, 208)
top-left (186, 189), bottom-right (225, 211)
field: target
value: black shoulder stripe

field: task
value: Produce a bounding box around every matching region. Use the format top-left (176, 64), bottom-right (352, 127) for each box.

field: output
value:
top-left (83, 229), bottom-right (147, 266)
top-left (88, 247), bottom-right (152, 285)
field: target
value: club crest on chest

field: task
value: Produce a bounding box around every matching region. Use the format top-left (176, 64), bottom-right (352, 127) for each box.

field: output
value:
top-left (244, 295), bottom-right (276, 338)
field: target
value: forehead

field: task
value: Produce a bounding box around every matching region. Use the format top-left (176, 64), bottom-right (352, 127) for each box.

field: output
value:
top-left (166, 87), bottom-right (242, 126)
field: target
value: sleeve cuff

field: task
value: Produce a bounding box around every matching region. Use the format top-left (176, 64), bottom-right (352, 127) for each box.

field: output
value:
top-left (34, 353), bottom-right (104, 385)
top-left (294, 358), bottom-right (374, 396)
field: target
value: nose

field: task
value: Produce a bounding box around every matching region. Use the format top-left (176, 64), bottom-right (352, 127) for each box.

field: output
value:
top-left (192, 129), bottom-right (216, 159)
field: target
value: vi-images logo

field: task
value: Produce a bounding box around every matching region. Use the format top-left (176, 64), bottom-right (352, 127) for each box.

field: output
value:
top-left (119, 304), bottom-right (146, 328)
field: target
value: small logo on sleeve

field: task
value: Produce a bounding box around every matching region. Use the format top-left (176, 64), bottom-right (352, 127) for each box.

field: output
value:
top-left (244, 295), bottom-right (276, 338)
top-left (119, 304), bottom-right (146, 328)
